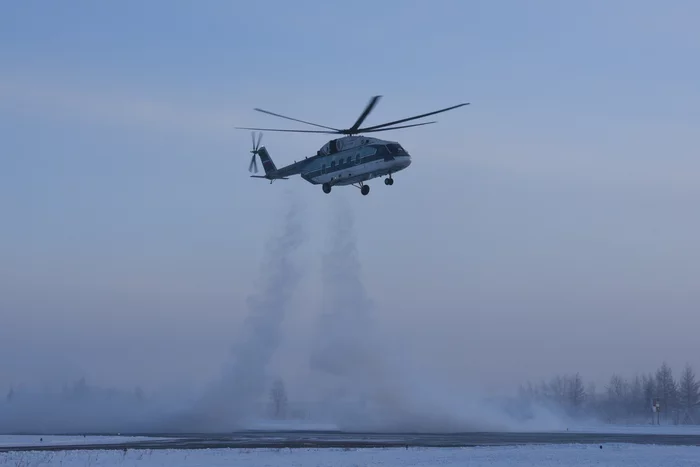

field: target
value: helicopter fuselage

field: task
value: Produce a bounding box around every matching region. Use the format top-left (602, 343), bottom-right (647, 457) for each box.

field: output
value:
top-left (303, 136), bottom-right (410, 186)
top-left (259, 136), bottom-right (411, 193)
top-left (240, 95), bottom-right (467, 195)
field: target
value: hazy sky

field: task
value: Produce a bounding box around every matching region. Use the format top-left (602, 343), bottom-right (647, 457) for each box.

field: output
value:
top-left (2, 1), bottom-right (699, 396)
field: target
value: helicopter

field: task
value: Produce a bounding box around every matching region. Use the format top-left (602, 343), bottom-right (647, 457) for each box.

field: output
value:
top-left (236, 95), bottom-right (468, 196)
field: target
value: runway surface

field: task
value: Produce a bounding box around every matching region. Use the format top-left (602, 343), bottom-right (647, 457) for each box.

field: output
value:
top-left (2, 430), bottom-right (700, 452)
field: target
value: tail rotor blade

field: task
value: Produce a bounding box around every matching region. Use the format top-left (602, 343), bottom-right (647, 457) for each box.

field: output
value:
top-left (248, 131), bottom-right (262, 173)
top-left (249, 154), bottom-right (258, 173)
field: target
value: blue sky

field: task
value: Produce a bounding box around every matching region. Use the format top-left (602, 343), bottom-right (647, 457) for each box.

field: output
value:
top-left (1, 1), bottom-right (699, 394)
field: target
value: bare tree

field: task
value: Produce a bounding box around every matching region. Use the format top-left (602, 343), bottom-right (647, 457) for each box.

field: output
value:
top-left (655, 362), bottom-right (678, 421)
top-left (585, 381), bottom-right (597, 405)
top-left (628, 375), bottom-right (645, 418)
top-left (269, 378), bottom-right (288, 419)
top-left (72, 377), bottom-right (89, 399)
top-left (547, 375), bottom-right (568, 405)
top-left (607, 374), bottom-right (627, 400)
top-left (679, 363), bottom-right (700, 424)
top-left (605, 374), bottom-right (628, 422)
top-left (567, 373), bottom-right (586, 410)
top-left (642, 373), bottom-right (656, 404)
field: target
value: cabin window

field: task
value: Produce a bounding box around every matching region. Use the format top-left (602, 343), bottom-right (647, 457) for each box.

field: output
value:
top-left (386, 144), bottom-right (405, 155)
top-left (331, 160), bottom-right (336, 168)
top-left (355, 154), bottom-right (360, 164)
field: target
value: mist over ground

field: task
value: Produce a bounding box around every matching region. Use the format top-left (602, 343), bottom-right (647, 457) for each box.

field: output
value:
top-left (1, 195), bottom-right (577, 434)
top-left (7, 194), bottom-right (697, 435)
top-left (301, 197), bottom-right (567, 433)
top-left (165, 191), bottom-right (306, 432)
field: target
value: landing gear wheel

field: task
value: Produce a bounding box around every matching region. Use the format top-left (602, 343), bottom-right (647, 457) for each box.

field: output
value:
top-left (322, 183), bottom-right (331, 194)
top-left (361, 185), bottom-right (370, 196)
top-left (384, 177), bottom-right (394, 185)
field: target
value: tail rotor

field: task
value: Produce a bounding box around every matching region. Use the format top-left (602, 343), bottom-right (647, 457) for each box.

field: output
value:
top-left (248, 131), bottom-right (263, 173)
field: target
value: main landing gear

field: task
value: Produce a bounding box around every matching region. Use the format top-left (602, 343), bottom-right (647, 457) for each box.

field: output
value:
top-left (351, 182), bottom-right (370, 195)
top-left (322, 176), bottom-right (393, 196)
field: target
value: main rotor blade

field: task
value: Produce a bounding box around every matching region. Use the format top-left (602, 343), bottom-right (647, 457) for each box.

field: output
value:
top-left (235, 126), bottom-right (340, 134)
top-left (253, 108), bottom-right (340, 131)
top-left (359, 102), bottom-right (469, 132)
top-left (357, 121), bottom-right (437, 133)
top-left (348, 95), bottom-right (381, 133)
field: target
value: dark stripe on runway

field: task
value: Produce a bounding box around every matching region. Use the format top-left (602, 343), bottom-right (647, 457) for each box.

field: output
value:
top-left (2, 431), bottom-right (700, 452)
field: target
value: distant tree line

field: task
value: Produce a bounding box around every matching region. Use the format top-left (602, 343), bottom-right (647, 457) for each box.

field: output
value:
top-left (517, 362), bottom-right (700, 425)
top-left (5, 364), bottom-right (700, 428)
top-left (5, 377), bottom-right (146, 405)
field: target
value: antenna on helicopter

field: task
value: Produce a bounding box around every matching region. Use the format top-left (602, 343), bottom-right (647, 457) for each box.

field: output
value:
top-left (235, 95), bottom-right (469, 136)
top-left (248, 131), bottom-right (263, 173)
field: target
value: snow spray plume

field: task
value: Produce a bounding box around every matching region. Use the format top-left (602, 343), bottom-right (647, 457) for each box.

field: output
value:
top-left (307, 195), bottom-right (386, 425)
top-left (310, 196), bottom-right (375, 379)
top-left (170, 192), bottom-right (305, 432)
top-left (304, 197), bottom-right (422, 430)
top-left (305, 197), bottom-right (568, 433)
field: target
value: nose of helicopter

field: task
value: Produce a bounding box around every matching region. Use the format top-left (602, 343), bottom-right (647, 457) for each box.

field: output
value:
top-left (396, 153), bottom-right (411, 169)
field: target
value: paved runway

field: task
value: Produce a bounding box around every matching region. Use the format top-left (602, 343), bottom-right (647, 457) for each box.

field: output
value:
top-left (2, 430), bottom-right (700, 452)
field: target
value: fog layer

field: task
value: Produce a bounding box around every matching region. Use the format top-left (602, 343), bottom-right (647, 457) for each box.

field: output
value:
top-left (1, 195), bottom-right (574, 434)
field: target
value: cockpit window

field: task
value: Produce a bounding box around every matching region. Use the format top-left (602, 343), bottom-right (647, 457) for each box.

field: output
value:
top-left (386, 144), bottom-right (405, 154)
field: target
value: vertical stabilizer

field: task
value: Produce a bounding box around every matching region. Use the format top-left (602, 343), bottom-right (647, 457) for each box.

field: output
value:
top-left (256, 147), bottom-right (277, 175)
top-left (248, 131), bottom-right (278, 178)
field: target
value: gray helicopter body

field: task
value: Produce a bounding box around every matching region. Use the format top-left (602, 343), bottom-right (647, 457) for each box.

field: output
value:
top-left (239, 96), bottom-right (467, 195)
top-left (249, 136), bottom-right (411, 193)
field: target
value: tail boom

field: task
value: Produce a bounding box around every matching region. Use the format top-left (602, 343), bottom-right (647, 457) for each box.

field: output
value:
top-left (249, 143), bottom-right (302, 182)
top-left (250, 146), bottom-right (290, 182)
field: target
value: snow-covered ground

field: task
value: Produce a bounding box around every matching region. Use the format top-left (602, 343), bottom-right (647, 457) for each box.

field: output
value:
top-left (0, 435), bottom-right (173, 448)
top-left (1, 444), bottom-right (698, 466)
top-left (565, 423), bottom-right (700, 435)
top-left (244, 419), bottom-right (341, 431)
